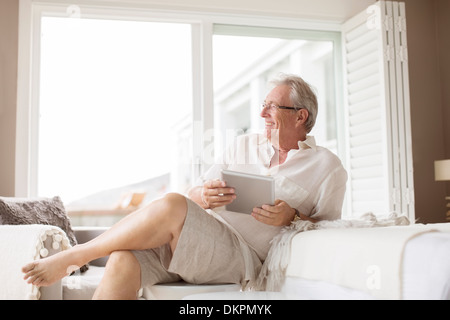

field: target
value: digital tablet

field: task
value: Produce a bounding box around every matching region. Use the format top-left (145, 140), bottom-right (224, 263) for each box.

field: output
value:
top-left (221, 169), bottom-right (275, 214)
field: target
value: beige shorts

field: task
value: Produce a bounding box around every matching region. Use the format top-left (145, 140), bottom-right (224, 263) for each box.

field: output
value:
top-left (132, 197), bottom-right (261, 288)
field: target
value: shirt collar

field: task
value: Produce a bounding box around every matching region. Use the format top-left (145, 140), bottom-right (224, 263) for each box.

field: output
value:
top-left (258, 134), bottom-right (317, 151)
top-left (297, 135), bottom-right (317, 151)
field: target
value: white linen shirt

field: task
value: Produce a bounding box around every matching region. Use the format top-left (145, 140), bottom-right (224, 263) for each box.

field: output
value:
top-left (197, 133), bottom-right (348, 260)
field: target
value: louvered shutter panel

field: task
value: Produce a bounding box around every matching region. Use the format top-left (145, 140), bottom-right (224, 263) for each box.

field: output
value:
top-left (342, 1), bottom-right (414, 220)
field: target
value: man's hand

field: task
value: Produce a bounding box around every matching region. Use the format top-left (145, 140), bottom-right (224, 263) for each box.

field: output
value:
top-left (251, 199), bottom-right (296, 226)
top-left (200, 180), bottom-right (236, 209)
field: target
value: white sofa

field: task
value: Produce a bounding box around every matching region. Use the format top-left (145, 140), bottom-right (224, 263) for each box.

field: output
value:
top-left (183, 221), bottom-right (450, 301)
top-left (1, 221), bottom-right (449, 300)
top-left (279, 223), bottom-right (450, 300)
top-left (0, 224), bottom-right (241, 300)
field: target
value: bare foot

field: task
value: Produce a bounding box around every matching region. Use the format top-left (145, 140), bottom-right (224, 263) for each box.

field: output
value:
top-left (22, 253), bottom-right (80, 287)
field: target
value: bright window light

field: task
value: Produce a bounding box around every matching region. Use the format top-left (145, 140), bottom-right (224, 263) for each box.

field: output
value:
top-left (38, 17), bottom-right (193, 207)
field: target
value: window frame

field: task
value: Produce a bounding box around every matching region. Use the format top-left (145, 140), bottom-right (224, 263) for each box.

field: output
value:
top-left (16, 0), bottom-right (344, 198)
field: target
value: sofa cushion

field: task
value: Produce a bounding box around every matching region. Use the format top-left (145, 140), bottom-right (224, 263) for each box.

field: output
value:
top-left (0, 196), bottom-right (88, 272)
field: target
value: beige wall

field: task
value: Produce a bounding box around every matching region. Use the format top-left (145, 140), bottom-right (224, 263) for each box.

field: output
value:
top-left (436, 0), bottom-right (450, 193)
top-left (0, 0), bottom-right (449, 222)
top-left (0, 0), bottom-right (18, 196)
top-left (406, 0), bottom-right (449, 223)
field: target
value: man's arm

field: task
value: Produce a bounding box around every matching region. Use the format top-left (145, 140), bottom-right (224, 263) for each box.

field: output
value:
top-left (187, 180), bottom-right (236, 210)
top-left (251, 199), bottom-right (318, 226)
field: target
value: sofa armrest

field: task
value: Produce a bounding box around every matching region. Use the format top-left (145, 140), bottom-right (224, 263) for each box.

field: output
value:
top-left (73, 226), bottom-right (109, 267)
top-left (0, 224), bottom-right (71, 300)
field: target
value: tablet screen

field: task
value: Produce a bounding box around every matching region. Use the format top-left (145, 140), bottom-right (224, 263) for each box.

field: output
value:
top-left (221, 170), bottom-right (275, 214)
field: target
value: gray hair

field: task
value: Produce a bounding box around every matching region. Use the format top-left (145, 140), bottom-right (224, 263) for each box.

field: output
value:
top-left (270, 74), bottom-right (318, 133)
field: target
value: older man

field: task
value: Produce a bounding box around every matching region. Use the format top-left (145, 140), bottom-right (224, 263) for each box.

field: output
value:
top-left (22, 74), bottom-right (347, 299)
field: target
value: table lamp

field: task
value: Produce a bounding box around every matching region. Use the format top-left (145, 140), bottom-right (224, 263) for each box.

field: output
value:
top-left (434, 159), bottom-right (450, 221)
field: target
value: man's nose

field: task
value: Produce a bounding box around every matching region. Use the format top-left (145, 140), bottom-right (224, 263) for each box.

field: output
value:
top-left (260, 107), bottom-right (268, 118)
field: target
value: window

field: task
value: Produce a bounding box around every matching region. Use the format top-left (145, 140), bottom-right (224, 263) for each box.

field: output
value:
top-left (37, 16), bottom-right (193, 224)
top-left (212, 25), bottom-right (340, 158)
top-left (17, 1), bottom-right (414, 225)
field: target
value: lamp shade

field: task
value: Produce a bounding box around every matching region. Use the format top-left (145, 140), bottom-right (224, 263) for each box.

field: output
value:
top-left (435, 159), bottom-right (450, 181)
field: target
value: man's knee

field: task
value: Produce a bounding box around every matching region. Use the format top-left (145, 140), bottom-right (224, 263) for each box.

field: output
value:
top-left (163, 192), bottom-right (187, 206)
top-left (162, 193), bottom-right (188, 219)
top-left (161, 193), bottom-right (189, 252)
top-left (106, 251), bottom-right (140, 273)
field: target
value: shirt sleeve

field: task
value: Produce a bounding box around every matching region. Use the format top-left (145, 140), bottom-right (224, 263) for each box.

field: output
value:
top-left (310, 166), bottom-right (348, 221)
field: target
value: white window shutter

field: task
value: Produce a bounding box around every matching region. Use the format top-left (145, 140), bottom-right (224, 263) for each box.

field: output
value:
top-left (342, 1), bottom-right (414, 221)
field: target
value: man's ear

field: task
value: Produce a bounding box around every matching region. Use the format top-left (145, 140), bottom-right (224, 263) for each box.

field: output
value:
top-left (296, 109), bottom-right (309, 126)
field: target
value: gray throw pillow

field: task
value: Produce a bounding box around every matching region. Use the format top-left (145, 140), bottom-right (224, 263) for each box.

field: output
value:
top-left (0, 196), bottom-right (88, 272)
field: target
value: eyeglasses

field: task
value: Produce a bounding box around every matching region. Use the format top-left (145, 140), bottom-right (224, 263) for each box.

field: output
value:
top-left (261, 103), bottom-right (301, 111)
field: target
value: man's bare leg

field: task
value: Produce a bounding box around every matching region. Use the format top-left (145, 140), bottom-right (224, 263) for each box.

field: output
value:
top-left (22, 193), bottom-right (187, 287)
top-left (92, 250), bottom-right (141, 300)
